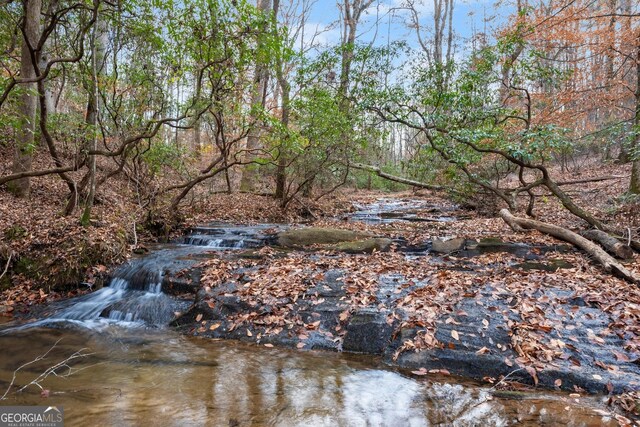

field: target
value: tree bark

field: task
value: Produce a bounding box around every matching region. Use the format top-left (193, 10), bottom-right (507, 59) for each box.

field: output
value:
top-left (9, 0), bottom-right (42, 198)
top-left (0, 165), bottom-right (77, 186)
top-left (630, 31), bottom-right (640, 194)
top-left (338, 0), bottom-right (373, 110)
top-left (350, 163), bottom-right (446, 191)
top-left (581, 229), bottom-right (635, 259)
top-left (272, 0), bottom-right (288, 202)
top-left (239, 0), bottom-right (273, 192)
top-left (499, 209), bottom-right (640, 284)
top-left (81, 2), bottom-right (104, 226)
top-left (542, 176), bottom-right (606, 230)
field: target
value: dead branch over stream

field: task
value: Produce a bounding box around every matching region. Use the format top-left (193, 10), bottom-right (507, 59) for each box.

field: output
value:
top-left (499, 209), bottom-right (639, 284)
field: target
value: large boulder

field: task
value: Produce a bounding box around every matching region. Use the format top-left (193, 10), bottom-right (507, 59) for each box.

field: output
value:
top-left (276, 227), bottom-right (374, 248)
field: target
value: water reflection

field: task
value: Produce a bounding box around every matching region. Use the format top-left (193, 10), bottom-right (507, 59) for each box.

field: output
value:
top-left (0, 327), bottom-right (619, 426)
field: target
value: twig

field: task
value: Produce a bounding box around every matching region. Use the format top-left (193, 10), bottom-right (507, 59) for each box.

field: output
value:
top-left (489, 367), bottom-right (526, 391)
top-left (1, 338), bottom-right (62, 400)
top-left (17, 348), bottom-right (95, 393)
top-left (51, 386), bottom-right (121, 397)
top-left (133, 221), bottom-right (138, 247)
top-left (0, 253), bottom-right (11, 281)
top-left (1, 338), bottom-right (94, 400)
top-left (292, 196), bottom-right (317, 220)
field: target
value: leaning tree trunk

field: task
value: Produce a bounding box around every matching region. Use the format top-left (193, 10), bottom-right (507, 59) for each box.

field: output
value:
top-left (500, 209), bottom-right (639, 284)
top-left (9, 0), bottom-right (42, 198)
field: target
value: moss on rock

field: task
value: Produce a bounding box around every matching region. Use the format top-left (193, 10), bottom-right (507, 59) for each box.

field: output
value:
top-left (276, 227), bottom-right (375, 248)
top-left (328, 238), bottom-right (393, 254)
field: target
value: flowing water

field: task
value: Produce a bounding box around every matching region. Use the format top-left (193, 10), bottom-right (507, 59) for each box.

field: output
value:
top-left (0, 204), bottom-right (628, 426)
top-left (349, 199), bottom-right (457, 224)
top-left (0, 326), bottom-right (620, 426)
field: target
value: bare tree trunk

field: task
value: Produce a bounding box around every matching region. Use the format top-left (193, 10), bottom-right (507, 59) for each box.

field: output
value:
top-left (272, 0), bottom-right (289, 202)
top-left (337, 0), bottom-right (373, 110)
top-left (630, 32), bottom-right (640, 194)
top-left (240, 0), bottom-right (272, 192)
top-left (81, 2), bottom-right (104, 226)
top-left (433, 0), bottom-right (444, 65)
top-left (618, 0), bottom-right (634, 163)
top-left (350, 163), bottom-right (446, 191)
top-left (498, 0), bottom-right (526, 102)
top-left (445, 0), bottom-right (454, 64)
top-left (274, 95), bottom-right (288, 201)
top-left (542, 176), bottom-right (606, 230)
top-left (8, 0), bottom-right (42, 198)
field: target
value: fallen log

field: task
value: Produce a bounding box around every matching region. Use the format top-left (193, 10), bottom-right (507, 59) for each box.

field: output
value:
top-left (608, 235), bottom-right (640, 253)
top-left (500, 210), bottom-right (525, 232)
top-left (499, 209), bottom-right (640, 284)
top-left (581, 230), bottom-right (635, 260)
top-left (349, 163), bottom-right (446, 191)
top-left (556, 175), bottom-right (629, 186)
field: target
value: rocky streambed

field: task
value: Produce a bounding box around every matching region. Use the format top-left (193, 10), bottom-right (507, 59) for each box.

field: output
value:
top-left (5, 197), bottom-right (640, 419)
top-left (103, 198), bottom-right (638, 398)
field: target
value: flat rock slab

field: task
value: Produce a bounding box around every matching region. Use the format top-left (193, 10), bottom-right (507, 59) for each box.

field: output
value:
top-left (165, 227), bottom-right (640, 397)
top-left (276, 227), bottom-right (374, 247)
top-left (328, 238), bottom-right (393, 254)
top-left (391, 284), bottom-right (640, 394)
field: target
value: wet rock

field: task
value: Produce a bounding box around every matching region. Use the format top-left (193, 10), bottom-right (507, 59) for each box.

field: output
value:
top-left (393, 284), bottom-right (640, 394)
top-left (390, 284), bottom-right (520, 378)
top-left (300, 330), bottom-right (340, 351)
top-left (309, 273), bottom-right (343, 297)
top-left (490, 390), bottom-right (530, 400)
top-left (161, 264), bottom-right (202, 296)
top-left (397, 349), bottom-right (519, 383)
top-left (380, 211), bottom-right (410, 219)
top-left (343, 309), bottom-right (394, 354)
top-left (329, 238), bottom-right (393, 254)
top-left (171, 299), bottom-right (220, 326)
top-left (514, 259), bottom-right (574, 272)
top-left (132, 245), bottom-right (149, 255)
top-left (431, 237), bottom-right (466, 253)
top-left (217, 295), bottom-right (253, 315)
top-left (276, 227), bottom-right (374, 248)
top-left (161, 277), bottom-right (198, 295)
top-left (300, 302), bottom-right (348, 331)
top-left (478, 237), bottom-right (505, 246)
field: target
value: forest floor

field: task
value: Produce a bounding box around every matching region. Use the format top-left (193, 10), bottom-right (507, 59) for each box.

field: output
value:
top-left (1, 154), bottom-right (640, 415)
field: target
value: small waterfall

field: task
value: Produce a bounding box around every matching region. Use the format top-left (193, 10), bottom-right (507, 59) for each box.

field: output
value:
top-left (3, 224), bottom-right (281, 332)
top-left (36, 261), bottom-right (174, 328)
top-left (182, 225), bottom-right (274, 249)
top-left (205, 238), bottom-right (246, 248)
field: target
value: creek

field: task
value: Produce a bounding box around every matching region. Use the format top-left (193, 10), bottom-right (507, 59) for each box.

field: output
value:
top-left (0, 199), bottom-right (626, 426)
